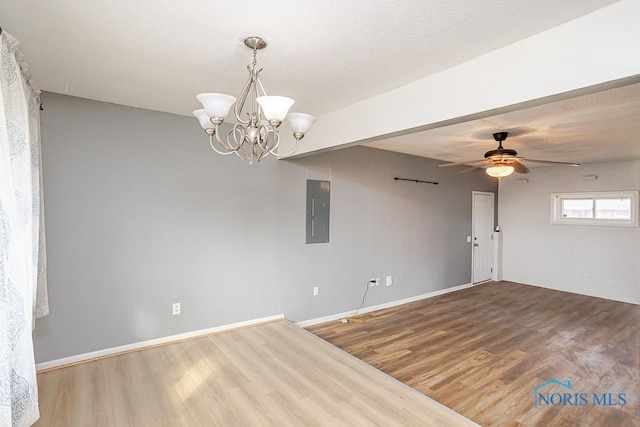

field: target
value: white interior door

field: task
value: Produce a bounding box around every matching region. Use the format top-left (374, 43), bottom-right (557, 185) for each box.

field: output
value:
top-left (472, 191), bottom-right (495, 283)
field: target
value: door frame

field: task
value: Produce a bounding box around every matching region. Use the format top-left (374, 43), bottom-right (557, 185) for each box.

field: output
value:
top-left (471, 191), bottom-right (495, 284)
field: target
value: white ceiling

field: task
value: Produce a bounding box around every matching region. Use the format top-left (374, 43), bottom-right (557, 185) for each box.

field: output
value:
top-left (2, 0), bottom-right (638, 166)
top-left (365, 81), bottom-right (640, 167)
top-left (1, 0), bottom-right (617, 117)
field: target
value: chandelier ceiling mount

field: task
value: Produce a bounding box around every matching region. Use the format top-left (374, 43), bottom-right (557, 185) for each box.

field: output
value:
top-left (243, 36), bottom-right (267, 50)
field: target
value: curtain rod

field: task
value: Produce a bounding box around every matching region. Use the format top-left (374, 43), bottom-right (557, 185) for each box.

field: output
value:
top-left (394, 177), bottom-right (438, 185)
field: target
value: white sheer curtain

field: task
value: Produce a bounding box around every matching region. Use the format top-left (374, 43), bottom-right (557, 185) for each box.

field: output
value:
top-left (0, 29), bottom-right (48, 427)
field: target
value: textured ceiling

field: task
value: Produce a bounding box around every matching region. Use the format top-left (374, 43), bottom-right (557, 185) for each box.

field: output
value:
top-left (365, 81), bottom-right (640, 167)
top-left (0, 0), bottom-right (617, 117)
top-left (3, 0), bottom-right (636, 167)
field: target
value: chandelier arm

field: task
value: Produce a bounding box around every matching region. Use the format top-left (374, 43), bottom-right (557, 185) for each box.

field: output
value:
top-left (235, 118), bottom-right (252, 163)
top-left (254, 72), bottom-right (268, 130)
top-left (250, 48), bottom-right (266, 103)
top-left (256, 150), bottom-right (269, 163)
top-left (234, 148), bottom-right (248, 163)
top-left (213, 127), bottom-right (238, 152)
top-left (270, 137), bottom-right (301, 158)
top-left (251, 71), bottom-right (262, 124)
top-left (263, 131), bottom-right (281, 153)
top-left (256, 74), bottom-right (268, 97)
top-left (230, 128), bottom-right (249, 163)
top-left (208, 133), bottom-right (237, 156)
top-left (225, 124), bottom-right (247, 151)
top-left (253, 144), bottom-right (262, 163)
top-left (233, 74), bottom-right (253, 125)
top-left (233, 82), bottom-right (251, 125)
top-left (255, 124), bottom-right (276, 151)
top-left (237, 142), bottom-right (254, 163)
top-left (265, 129), bottom-right (280, 152)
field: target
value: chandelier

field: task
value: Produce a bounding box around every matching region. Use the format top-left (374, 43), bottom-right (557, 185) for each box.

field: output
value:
top-left (193, 37), bottom-right (316, 164)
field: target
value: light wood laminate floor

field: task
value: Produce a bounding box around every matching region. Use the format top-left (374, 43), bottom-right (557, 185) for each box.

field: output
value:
top-left (307, 281), bottom-right (640, 426)
top-left (36, 320), bottom-right (476, 426)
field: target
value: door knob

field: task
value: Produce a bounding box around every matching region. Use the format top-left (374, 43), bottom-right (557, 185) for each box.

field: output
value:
top-left (473, 243), bottom-right (479, 247)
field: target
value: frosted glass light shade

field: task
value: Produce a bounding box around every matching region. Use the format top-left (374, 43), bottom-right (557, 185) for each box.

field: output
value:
top-left (486, 165), bottom-right (515, 178)
top-left (287, 113), bottom-right (316, 134)
top-left (197, 93), bottom-right (236, 119)
top-left (257, 96), bottom-right (294, 121)
top-left (193, 109), bottom-right (215, 130)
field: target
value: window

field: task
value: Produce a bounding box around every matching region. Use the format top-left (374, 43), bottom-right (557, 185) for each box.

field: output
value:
top-left (551, 191), bottom-right (638, 227)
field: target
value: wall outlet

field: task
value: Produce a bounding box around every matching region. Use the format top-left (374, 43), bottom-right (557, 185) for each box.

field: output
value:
top-left (313, 286), bottom-right (319, 296)
top-left (386, 275), bottom-right (393, 286)
top-left (172, 302), bottom-right (181, 315)
top-left (370, 278), bottom-right (380, 287)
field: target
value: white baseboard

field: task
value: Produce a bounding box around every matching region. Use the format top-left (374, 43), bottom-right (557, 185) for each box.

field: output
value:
top-left (36, 314), bottom-right (284, 372)
top-left (295, 282), bottom-right (476, 328)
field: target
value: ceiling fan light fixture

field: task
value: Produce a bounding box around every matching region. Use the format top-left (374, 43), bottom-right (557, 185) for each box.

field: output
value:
top-left (486, 165), bottom-right (515, 178)
top-left (438, 130), bottom-right (579, 174)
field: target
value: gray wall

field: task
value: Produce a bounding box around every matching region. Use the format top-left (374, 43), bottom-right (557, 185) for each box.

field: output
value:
top-left (499, 159), bottom-right (639, 304)
top-left (35, 92), bottom-right (496, 362)
top-left (278, 149), bottom-right (496, 321)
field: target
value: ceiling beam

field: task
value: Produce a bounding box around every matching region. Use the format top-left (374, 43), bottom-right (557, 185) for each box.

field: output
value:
top-left (281, 0), bottom-right (640, 158)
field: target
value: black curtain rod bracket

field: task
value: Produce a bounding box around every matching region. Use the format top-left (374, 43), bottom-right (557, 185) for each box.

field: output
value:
top-left (394, 177), bottom-right (438, 185)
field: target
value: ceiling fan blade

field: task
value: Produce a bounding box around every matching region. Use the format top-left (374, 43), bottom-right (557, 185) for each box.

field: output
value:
top-left (510, 162), bottom-right (530, 174)
top-left (519, 158), bottom-right (580, 166)
top-left (459, 161), bottom-right (492, 174)
top-left (438, 159), bottom-right (485, 167)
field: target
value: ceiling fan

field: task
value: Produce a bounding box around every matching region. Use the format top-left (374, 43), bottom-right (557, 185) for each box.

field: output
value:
top-left (438, 131), bottom-right (580, 178)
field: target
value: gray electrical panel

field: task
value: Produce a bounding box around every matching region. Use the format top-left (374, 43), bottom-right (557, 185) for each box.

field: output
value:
top-left (306, 179), bottom-right (330, 244)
